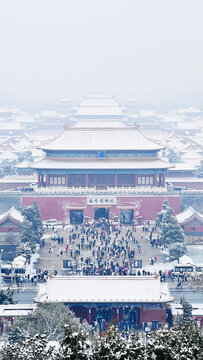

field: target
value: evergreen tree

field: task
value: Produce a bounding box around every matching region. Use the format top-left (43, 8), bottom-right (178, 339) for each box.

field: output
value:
top-left (157, 198), bottom-right (171, 225)
top-left (177, 297), bottom-right (195, 329)
top-left (169, 242), bottom-right (187, 261)
top-left (17, 219), bottom-right (38, 258)
top-left (0, 288), bottom-right (15, 304)
top-left (158, 199), bottom-right (186, 259)
top-left (9, 303), bottom-right (85, 343)
top-left (32, 198), bottom-right (43, 238)
top-left (22, 199), bottom-right (43, 240)
top-left (196, 162), bottom-right (203, 178)
top-left (56, 322), bottom-right (91, 360)
top-left (94, 325), bottom-right (127, 360)
top-left (167, 148), bottom-right (182, 163)
top-left (1, 334), bottom-right (55, 360)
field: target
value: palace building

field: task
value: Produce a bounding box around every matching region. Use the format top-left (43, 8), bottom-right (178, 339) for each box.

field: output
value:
top-left (35, 276), bottom-right (173, 331)
top-left (28, 96), bottom-right (180, 224)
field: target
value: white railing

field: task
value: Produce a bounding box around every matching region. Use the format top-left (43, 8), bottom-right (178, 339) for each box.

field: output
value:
top-left (34, 185), bottom-right (169, 196)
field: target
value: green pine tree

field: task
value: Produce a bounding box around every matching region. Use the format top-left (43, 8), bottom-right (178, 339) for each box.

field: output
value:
top-left (158, 199), bottom-right (186, 259)
top-left (57, 322), bottom-right (91, 360)
top-left (0, 288), bottom-right (15, 304)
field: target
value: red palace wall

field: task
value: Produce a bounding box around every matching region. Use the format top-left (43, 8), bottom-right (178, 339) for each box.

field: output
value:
top-left (140, 308), bottom-right (166, 323)
top-left (22, 195), bottom-right (181, 222)
top-left (184, 226), bottom-right (203, 233)
top-left (0, 227), bottom-right (19, 233)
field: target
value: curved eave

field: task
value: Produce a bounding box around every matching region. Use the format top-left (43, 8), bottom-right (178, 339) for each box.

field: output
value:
top-left (0, 216), bottom-right (21, 226)
top-left (31, 158), bottom-right (172, 171)
top-left (179, 215), bottom-right (203, 225)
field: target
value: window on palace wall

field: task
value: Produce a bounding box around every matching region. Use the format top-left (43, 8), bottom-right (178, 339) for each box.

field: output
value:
top-left (69, 174), bottom-right (86, 187)
top-left (138, 176), bottom-right (154, 186)
top-left (49, 176), bottom-right (66, 186)
top-left (117, 174), bottom-right (135, 187)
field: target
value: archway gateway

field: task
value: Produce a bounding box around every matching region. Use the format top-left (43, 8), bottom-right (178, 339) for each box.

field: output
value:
top-left (120, 209), bottom-right (134, 225)
top-left (70, 209), bottom-right (84, 224)
top-left (94, 207), bottom-right (109, 220)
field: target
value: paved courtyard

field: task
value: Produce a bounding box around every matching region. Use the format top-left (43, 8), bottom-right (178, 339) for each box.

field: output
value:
top-left (37, 223), bottom-right (164, 274)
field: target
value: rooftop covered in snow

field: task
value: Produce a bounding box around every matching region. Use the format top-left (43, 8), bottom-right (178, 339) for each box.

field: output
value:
top-left (35, 276), bottom-right (173, 304)
top-left (32, 157), bottom-right (171, 170)
top-left (0, 207), bottom-right (24, 224)
top-left (176, 206), bottom-right (203, 225)
top-left (39, 125), bottom-right (163, 152)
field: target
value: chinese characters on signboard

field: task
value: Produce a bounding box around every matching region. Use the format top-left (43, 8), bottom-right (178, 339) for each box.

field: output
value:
top-left (87, 197), bottom-right (116, 205)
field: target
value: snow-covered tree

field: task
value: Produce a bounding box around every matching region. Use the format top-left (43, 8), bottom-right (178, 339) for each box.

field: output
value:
top-left (1, 334), bottom-right (55, 360)
top-left (169, 242), bottom-right (187, 261)
top-left (146, 325), bottom-right (203, 360)
top-left (9, 303), bottom-right (82, 343)
top-left (17, 219), bottom-right (38, 259)
top-left (56, 322), bottom-right (92, 360)
top-left (32, 198), bottom-right (43, 237)
top-left (157, 199), bottom-right (186, 259)
top-left (196, 162), bottom-right (203, 178)
top-left (167, 148), bottom-right (182, 163)
top-left (157, 198), bottom-right (171, 225)
top-left (22, 199), bottom-right (43, 240)
top-left (0, 288), bottom-right (15, 304)
top-left (93, 325), bottom-right (127, 360)
top-left (176, 297), bottom-right (195, 329)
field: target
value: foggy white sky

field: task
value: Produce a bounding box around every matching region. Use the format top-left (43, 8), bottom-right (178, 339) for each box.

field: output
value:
top-left (0, 0), bottom-right (203, 105)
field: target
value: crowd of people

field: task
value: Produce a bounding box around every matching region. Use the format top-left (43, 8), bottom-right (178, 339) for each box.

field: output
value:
top-left (45, 218), bottom-right (163, 277)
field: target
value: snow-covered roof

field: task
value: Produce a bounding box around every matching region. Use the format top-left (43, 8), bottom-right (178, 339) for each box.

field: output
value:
top-left (12, 255), bottom-right (27, 268)
top-left (15, 160), bottom-right (31, 169)
top-left (76, 107), bottom-right (123, 116)
top-left (0, 151), bottom-right (18, 161)
top-left (182, 151), bottom-right (203, 160)
top-left (176, 206), bottom-right (203, 225)
top-left (168, 139), bottom-right (184, 150)
top-left (72, 121), bottom-right (127, 128)
top-left (176, 122), bottom-right (200, 130)
top-left (176, 106), bottom-right (202, 114)
top-left (139, 111), bottom-right (156, 117)
top-left (41, 111), bottom-right (58, 117)
top-left (0, 207), bottom-right (24, 224)
top-left (35, 276), bottom-right (173, 304)
top-left (78, 95), bottom-right (119, 107)
top-left (168, 162), bottom-right (197, 171)
top-left (179, 255), bottom-right (195, 266)
top-left (0, 123), bottom-right (23, 130)
top-left (39, 126), bottom-right (163, 151)
top-left (0, 304), bottom-right (36, 317)
top-left (32, 157), bottom-right (171, 170)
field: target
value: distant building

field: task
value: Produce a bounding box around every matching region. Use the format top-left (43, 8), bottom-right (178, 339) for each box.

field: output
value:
top-left (0, 207), bottom-right (23, 233)
top-left (0, 304), bottom-right (36, 333)
top-left (30, 103), bottom-right (175, 223)
top-left (171, 303), bottom-right (203, 330)
top-left (0, 207), bottom-right (24, 261)
top-left (176, 206), bottom-right (203, 244)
